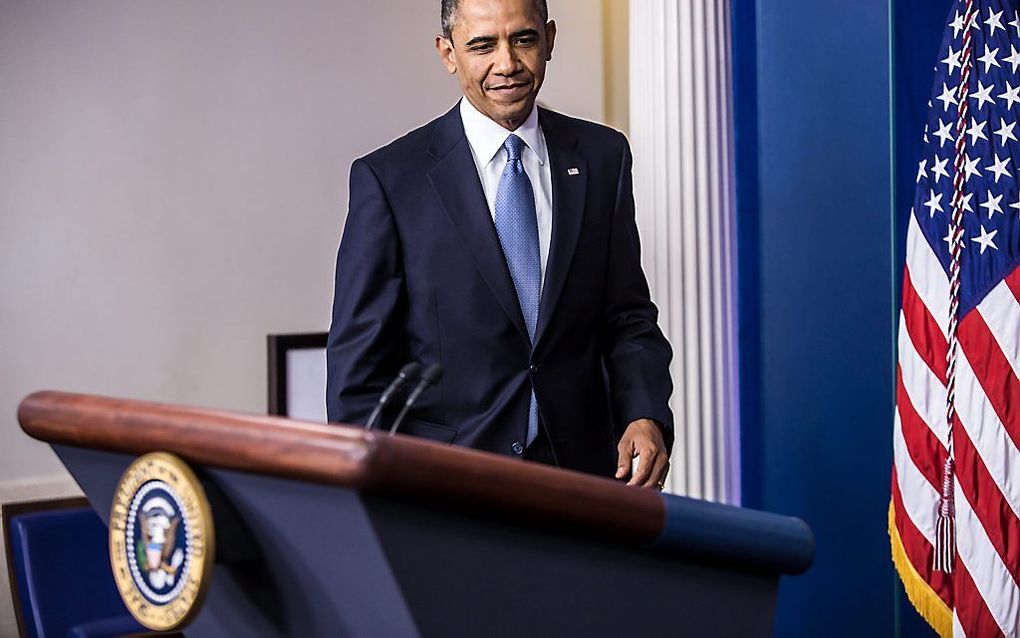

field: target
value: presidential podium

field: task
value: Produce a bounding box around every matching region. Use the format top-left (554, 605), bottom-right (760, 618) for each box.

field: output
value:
top-left (18, 391), bottom-right (814, 637)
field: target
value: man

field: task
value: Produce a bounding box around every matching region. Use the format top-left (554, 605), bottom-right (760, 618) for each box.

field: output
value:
top-left (327, 0), bottom-right (673, 488)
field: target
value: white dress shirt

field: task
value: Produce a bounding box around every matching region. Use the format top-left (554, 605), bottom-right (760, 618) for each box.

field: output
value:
top-left (459, 97), bottom-right (553, 289)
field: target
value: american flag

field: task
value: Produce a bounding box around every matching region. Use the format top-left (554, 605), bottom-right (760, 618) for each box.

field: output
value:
top-left (892, 0), bottom-right (1020, 636)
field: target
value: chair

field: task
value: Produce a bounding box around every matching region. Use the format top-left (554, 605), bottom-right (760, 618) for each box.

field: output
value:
top-left (3, 498), bottom-right (145, 638)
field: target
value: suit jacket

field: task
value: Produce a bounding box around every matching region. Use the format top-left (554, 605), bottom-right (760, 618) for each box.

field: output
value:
top-left (326, 103), bottom-right (673, 478)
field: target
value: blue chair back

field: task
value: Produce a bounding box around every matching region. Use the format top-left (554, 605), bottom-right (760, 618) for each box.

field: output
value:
top-left (3, 500), bottom-right (144, 638)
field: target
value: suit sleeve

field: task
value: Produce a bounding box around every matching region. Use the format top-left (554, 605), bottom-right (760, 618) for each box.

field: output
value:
top-left (326, 158), bottom-right (407, 425)
top-left (602, 136), bottom-right (675, 452)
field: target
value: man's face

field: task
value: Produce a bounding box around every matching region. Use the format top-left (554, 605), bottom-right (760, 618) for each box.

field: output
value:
top-left (436, 0), bottom-right (556, 130)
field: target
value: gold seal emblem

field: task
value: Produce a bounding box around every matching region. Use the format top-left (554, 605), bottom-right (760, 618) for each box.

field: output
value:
top-left (109, 452), bottom-right (215, 631)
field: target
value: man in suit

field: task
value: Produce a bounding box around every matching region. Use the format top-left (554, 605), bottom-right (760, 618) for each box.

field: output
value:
top-left (327, 0), bottom-right (673, 488)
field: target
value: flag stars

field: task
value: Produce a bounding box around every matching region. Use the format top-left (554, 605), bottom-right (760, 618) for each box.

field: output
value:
top-left (938, 83), bottom-right (959, 111)
top-left (1010, 197), bottom-right (1020, 217)
top-left (1005, 45), bottom-right (1020, 73)
top-left (978, 44), bottom-right (1001, 73)
top-left (972, 81), bottom-right (996, 110)
top-left (917, 159), bottom-right (928, 183)
top-left (987, 154), bottom-right (1011, 183)
top-left (934, 119), bottom-right (954, 146)
top-left (967, 117), bottom-right (988, 144)
top-left (986, 8), bottom-right (1005, 36)
top-left (980, 190), bottom-right (1004, 217)
top-left (931, 155), bottom-right (950, 183)
top-left (959, 192), bottom-right (974, 213)
top-left (994, 118), bottom-right (1017, 145)
top-left (952, 10), bottom-right (967, 37)
top-left (999, 82), bottom-right (1020, 110)
top-left (942, 45), bottom-right (962, 75)
top-left (964, 154), bottom-right (983, 180)
top-left (924, 189), bottom-right (944, 217)
top-left (1010, 10), bottom-right (1020, 37)
top-left (972, 226), bottom-right (999, 253)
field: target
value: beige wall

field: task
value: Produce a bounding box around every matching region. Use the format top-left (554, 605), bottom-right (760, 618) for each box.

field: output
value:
top-left (0, 0), bottom-right (605, 633)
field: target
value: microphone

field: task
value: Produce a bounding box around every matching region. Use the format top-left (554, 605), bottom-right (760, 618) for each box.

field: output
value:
top-left (388, 364), bottom-right (444, 436)
top-left (364, 362), bottom-right (421, 430)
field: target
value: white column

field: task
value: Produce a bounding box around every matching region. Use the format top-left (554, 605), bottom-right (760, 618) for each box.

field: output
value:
top-left (629, 0), bottom-right (740, 504)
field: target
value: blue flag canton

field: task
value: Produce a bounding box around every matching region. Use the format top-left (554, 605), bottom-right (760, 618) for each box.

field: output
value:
top-left (914, 0), bottom-right (1020, 316)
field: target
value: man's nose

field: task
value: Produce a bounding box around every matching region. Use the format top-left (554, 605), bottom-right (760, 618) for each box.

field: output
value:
top-left (493, 42), bottom-right (521, 76)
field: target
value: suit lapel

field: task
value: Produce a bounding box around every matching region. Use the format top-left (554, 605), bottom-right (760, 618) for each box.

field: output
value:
top-left (536, 109), bottom-right (587, 346)
top-left (426, 106), bottom-right (529, 340)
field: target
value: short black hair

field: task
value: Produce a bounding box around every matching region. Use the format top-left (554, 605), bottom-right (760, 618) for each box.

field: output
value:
top-left (441, 0), bottom-right (549, 40)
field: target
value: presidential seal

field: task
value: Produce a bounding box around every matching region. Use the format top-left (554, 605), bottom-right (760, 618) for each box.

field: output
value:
top-left (109, 452), bottom-right (214, 631)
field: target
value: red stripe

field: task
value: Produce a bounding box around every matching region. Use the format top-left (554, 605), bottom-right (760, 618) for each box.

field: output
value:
top-left (957, 309), bottom-right (1020, 449)
top-left (897, 366), bottom-right (946, 491)
top-left (955, 557), bottom-right (1005, 637)
top-left (1005, 266), bottom-right (1020, 306)
top-left (891, 470), bottom-right (954, 607)
top-left (951, 415), bottom-right (1020, 590)
top-left (902, 267), bottom-right (949, 383)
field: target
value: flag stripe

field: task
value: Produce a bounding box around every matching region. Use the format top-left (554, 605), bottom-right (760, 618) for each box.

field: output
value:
top-left (899, 313), bottom-right (951, 447)
top-left (951, 416), bottom-right (1020, 590)
top-left (953, 558), bottom-right (1004, 638)
top-left (903, 266), bottom-right (950, 383)
top-left (905, 211), bottom-right (950, 338)
top-left (1005, 267), bottom-right (1020, 306)
top-left (958, 310), bottom-right (1020, 452)
top-left (954, 477), bottom-right (1020, 635)
top-left (976, 274), bottom-right (1020, 384)
top-left (895, 412), bottom-right (942, 546)
top-left (953, 343), bottom-right (1020, 521)
top-left (892, 466), bottom-right (954, 606)
top-left (898, 366), bottom-right (948, 491)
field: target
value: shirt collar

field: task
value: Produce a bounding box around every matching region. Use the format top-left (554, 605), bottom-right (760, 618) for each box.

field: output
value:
top-left (459, 97), bottom-right (547, 167)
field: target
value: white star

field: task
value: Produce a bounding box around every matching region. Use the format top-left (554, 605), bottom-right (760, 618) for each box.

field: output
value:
top-left (943, 226), bottom-right (955, 249)
top-left (964, 154), bottom-right (982, 180)
top-left (988, 154), bottom-right (1011, 183)
top-left (934, 118), bottom-right (955, 146)
top-left (1000, 82), bottom-right (1020, 110)
top-left (967, 117), bottom-right (988, 144)
top-left (972, 226), bottom-right (999, 253)
top-left (980, 190), bottom-right (1004, 217)
top-left (1011, 10), bottom-right (1020, 37)
top-left (917, 159), bottom-right (928, 183)
top-left (972, 81), bottom-right (996, 109)
top-left (924, 189), bottom-right (944, 217)
top-left (1005, 45), bottom-right (1020, 73)
top-left (995, 118), bottom-right (1017, 145)
top-left (960, 192), bottom-right (975, 213)
top-left (938, 83), bottom-right (959, 111)
top-left (1011, 196), bottom-right (1020, 216)
top-left (931, 155), bottom-right (950, 183)
top-left (952, 10), bottom-right (967, 37)
top-left (979, 44), bottom-right (1001, 73)
top-left (942, 45), bottom-right (962, 75)
top-left (986, 8), bottom-right (1005, 35)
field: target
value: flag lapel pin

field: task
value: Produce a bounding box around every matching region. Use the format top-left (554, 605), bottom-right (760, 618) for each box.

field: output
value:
top-left (567, 167), bottom-right (580, 176)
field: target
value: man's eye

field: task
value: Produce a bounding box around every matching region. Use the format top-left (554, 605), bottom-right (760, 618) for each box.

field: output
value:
top-left (470, 45), bottom-right (493, 53)
top-left (514, 37), bottom-right (537, 46)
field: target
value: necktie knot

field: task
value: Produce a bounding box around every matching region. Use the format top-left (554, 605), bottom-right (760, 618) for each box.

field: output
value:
top-left (503, 134), bottom-right (525, 162)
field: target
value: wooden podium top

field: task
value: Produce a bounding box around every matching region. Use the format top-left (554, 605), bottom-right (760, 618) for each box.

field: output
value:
top-left (19, 390), bottom-right (813, 575)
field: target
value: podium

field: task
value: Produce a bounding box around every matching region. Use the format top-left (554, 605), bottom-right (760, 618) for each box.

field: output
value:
top-left (19, 391), bottom-right (813, 637)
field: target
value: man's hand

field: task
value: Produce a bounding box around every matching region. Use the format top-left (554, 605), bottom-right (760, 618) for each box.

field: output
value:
top-left (615, 419), bottom-right (670, 489)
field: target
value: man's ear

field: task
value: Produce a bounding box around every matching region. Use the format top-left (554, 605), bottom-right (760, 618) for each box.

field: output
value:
top-left (544, 20), bottom-right (556, 60)
top-left (435, 35), bottom-right (458, 74)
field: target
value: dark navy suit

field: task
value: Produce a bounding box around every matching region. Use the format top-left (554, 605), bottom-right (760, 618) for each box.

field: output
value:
top-left (327, 103), bottom-right (673, 478)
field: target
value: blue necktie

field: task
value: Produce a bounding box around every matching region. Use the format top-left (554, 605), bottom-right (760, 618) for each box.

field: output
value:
top-left (494, 134), bottom-right (540, 446)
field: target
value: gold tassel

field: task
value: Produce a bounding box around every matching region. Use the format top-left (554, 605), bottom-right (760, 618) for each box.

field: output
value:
top-left (889, 500), bottom-right (952, 637)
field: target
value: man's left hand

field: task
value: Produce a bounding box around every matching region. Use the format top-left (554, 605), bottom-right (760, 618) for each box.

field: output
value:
top-left (615, 419), bottom-right (670, 489)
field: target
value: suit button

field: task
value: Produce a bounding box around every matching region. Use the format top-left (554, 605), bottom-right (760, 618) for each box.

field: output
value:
top-left (529, 364), bottom-right (538, 373)
top-left (512, 441), bottom-right (525, 455)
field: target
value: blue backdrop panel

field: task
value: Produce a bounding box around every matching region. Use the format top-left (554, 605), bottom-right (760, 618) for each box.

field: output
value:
top-left (741, 0), bottom-right (895, 634)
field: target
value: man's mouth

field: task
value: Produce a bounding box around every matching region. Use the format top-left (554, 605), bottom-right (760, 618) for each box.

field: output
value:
top-left (487, 82), bottom-right (528, 93)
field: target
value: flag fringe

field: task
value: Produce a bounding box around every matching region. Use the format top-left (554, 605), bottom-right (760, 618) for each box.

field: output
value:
top-left (888, 500), bottom-right (952, 637)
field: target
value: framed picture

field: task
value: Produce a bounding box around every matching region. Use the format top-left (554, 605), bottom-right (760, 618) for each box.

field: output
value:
top-left (267, 332), bottom-right (328, 421)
